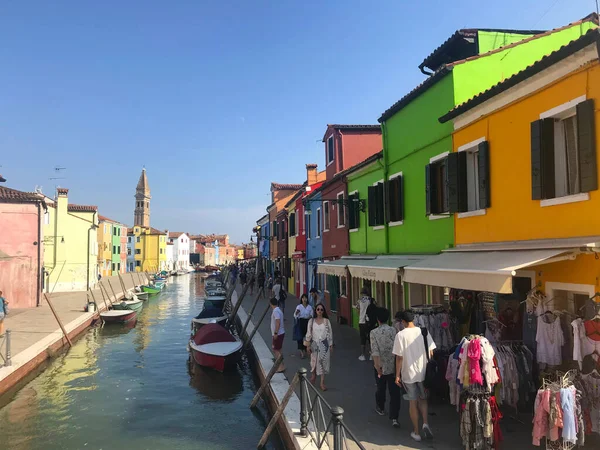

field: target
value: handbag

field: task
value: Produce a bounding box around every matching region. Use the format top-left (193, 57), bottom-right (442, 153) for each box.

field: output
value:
top-left (421, 328), bottom-right (437, 389)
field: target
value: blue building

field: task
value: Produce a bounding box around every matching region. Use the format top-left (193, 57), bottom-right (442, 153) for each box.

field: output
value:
top-left (305, 191), bottom-right (323, 292)
top-left (256, 214), bottom-right (270, 274)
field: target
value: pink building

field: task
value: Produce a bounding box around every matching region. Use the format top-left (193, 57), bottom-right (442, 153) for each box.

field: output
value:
top-left (0, 182), bottom-right (46, 308)
top-left (120, 226), bottom-right (128, 273)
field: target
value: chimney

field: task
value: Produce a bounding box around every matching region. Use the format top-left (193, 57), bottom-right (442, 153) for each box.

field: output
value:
top-left (306, 164), bottom-right (318, 185)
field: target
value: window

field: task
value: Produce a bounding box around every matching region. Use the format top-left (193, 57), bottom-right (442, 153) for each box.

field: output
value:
top-left (113, 245), bottom-right (116, 254)
top-left (425, 155), bottom-right (449, 215)
top-left (306, 213), bottom-right (311, 240)
top-left (128, 237), bottom-right (131, 243)
top-left (323, 201), bottom-right (330, 231)
top-left (289, 213), bottom-right (296, 236)
top-left (160, 248), bottom-right (163, 254)
top-left (348, 191), bottom-right (360, 230)
top-left (136, 261), bottom-right (141, 267)
top-left (327, 135), bottom-right (334, 165)
top-left (135, 249), bottom-right (141, 255)
top-left (112, 263), bottom-right (115, 272)
top-left (368, 181), bottom-right (385, 227)
top-left (113, 227), bottom-right (116, 236)
top-left (387, 173), bottom-right (404, 223)
top-left (117, 246), bottom-right (120, 254)
top-left (117, 263), bottom-right (120, 271)
top-left (103, 224), bottom-right (107, 234)
top-left (273, 221), bottom-right (278, 239)
top-left (340, 276), bottom-right (347, 297)
top-left (531, 98), bottom-right (597, 202)
top-left (336, 193), bottom-right (345, 227)
top-left (136, 237), bottom-right (141, 243)
top-left (316, 208), bottom-right (321, 238)
top-left (451, 139), bottom-right (492, 213)
top-left (44, 211), bottom-right (50, 225)
top-left (127, 248), bottom-right (131, 256)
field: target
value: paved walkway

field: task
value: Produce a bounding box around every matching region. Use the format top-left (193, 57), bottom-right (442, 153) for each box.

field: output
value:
top-left (237, 286), bottom-right (534, 450)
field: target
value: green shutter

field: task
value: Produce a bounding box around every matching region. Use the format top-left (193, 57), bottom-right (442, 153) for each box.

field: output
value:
top-left (397, 175), bottom-right (404, 221)
top-left (530, 119), bottom-right (555, 200)
top-left (368, 186), bottom-right (377, 226)
top-left (385, 180), bottom-right (392, 224)
top-left (577, 99), bottom-right (598, 193)
top-left (348, 195), bottom-right (356, 229)
top-left (447, 153), bottom-right (459, 213)
top-left (425, 165), bottom-right (432, 215)
top-left (478, 141), bottom-right (491, 209)
top-left (376, 182), bottom-right (385, 225)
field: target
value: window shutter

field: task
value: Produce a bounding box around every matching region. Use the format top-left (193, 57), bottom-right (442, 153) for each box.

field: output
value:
top-left (353, 193), bottom-right (361, 229)
top-left (397, 175), bottom-right (404, 221)
top-left (577, 99), bottom-right (597, 193)
top-left (530, 119), bottom-right (555, 200)
top-left (348, 195), bottom-right (356, 229)
top-left (478, 141), bottom-right (491, 209)
top-left (385, 180), bottom-right (392, 224)
top-left (368, 186), bottom-right (377, 226)
top-left (425, 165), bottom-right (433, 215)
top-left (447, 152), bottom-right (459, 213)
top-left (376, 182), bottom-right (385, 225)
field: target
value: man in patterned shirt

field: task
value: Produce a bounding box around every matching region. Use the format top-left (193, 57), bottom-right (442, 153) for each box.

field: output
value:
top-left (370, 307), bottom-right (401, 427)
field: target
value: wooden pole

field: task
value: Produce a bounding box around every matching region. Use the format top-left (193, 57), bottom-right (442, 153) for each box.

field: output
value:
top-left (100, 281), bottom-right (114, 307)
top-left (240, 286), bottom-right (263, 338)
top-left (244, 303), bottom-right (271, 350)
top-left (43, 293), bottom-right (73, 347)
top-left (225, 275), bottom-right (253, 330)
top-left (250, 354), bottom-right (284, 408)
top-left (256, 372), bottom-right (300, 449)
top-left (130, 272), bottom-right (137, 288)
top-left (107, 278), bottom-right (120, 302)
top-left (118, 272), bottom-right (127, 293)
top-left (97, 284), bottom-right (109, 310)
top-left (88, 288), bottom-right (102, 314)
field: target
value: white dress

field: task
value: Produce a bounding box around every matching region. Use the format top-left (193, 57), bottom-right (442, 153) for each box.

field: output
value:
top-left (305, 319), bottom-right (333, 375)
top-left (536, 307), bottom-right (564, 366)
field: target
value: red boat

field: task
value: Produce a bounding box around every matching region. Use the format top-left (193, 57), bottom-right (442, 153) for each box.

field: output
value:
top-left (189, 323), bottom-right (242, 372)
top-left (100, 310), bottom-right (137, 324)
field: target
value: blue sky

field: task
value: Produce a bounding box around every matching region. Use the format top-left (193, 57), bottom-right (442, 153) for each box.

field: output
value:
top-left (0, 0), bottom-right (595, 243)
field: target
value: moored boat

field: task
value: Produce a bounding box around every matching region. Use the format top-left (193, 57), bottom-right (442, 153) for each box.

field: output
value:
top-left (191, 306), bottom-right (228, 335)
top-left (189, 324), bottom-right (242, 372)
top-left (141, 285), bottom-right (161, 294)
top-left (112, 299), bottom-right (144, 312)
top-left (100, 309), bottom-right (137, 324)
top-left (202, 295), bottom-right (227, 310)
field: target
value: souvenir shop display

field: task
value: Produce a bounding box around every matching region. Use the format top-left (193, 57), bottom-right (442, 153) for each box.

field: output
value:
top-left (410, 304), bottom-right (456, 349)
top-left (492, 342), bottom-right (536, 408)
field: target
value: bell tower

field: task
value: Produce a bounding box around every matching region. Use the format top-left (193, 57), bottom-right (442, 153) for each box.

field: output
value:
top-left (134, 168), bottom-right (151, 228)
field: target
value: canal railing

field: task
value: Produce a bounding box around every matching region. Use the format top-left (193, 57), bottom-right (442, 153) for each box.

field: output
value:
top-left (0, 329), bottom-right (12, 367)
top-left (254, 367), bottom-right (365, 450)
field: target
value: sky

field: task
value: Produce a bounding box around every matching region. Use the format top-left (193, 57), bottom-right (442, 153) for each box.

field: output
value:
top-left (0, 0), bottom-right (595, 244)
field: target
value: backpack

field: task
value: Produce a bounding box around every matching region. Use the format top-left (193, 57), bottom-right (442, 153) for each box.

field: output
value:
top-left (279, 286), bottom-right (287, 302)
top-left (420, 328), bottom-right (438, 390)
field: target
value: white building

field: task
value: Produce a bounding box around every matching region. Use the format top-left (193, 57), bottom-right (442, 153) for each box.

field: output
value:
top-left (166, 242), bottom-right (175, 270)
top-left (168, 232), bottom-right (190, 269)
top-left (126, 234), bottom-right (135, 273)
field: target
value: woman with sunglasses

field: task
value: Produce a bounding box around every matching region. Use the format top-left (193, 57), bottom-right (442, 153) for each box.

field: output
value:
top-left (304, 303), bottom-right (334, 391)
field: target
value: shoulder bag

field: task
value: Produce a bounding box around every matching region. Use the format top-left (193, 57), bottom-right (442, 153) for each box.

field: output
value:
top-left (421, 328), bottom-right (437, 389)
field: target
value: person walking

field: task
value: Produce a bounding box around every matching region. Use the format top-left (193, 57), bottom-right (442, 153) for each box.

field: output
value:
top-left (294, 294), bottom-right (313, 358)
top-left (393, 311), bottom-right (436, 442)
top-left (257, 271), bottom-right (266, 298)
top-left (0, 291), bottom-right (8, 337)
top-left (370, 307), bottom-right (401, 428)
top-left (393, 311), bottom-right (405, 333)
top-left (308, 287), bottom-right (319, 309)
top-left (304, 303), bottom-right (334, 391)
top-left (355, 286), bottom-right (375, 361)
top-left (273, 277), bottom-right (285, 314)
top-left (270, 297), bottom-right (286, 373)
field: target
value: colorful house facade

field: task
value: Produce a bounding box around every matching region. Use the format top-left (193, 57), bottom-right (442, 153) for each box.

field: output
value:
top-left (131, 226), bottom-right (167, 272)
top-left (268, 183), bottom-right (302, 276)
top-left (0, 183), bottom-right (46, 308)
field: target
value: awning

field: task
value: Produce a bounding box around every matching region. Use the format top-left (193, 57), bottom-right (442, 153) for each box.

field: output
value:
top-left (317, 260), bottom-right (348, 277)
top-left (403, 249), bottom-right (573, 294)
top-left (345, 256), bottom-right (425, 284)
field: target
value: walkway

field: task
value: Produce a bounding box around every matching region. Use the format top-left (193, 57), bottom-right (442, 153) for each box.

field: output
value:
top-left (237, 286), bottom-right (533, 450)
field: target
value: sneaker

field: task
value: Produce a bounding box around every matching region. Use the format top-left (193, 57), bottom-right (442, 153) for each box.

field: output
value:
top-left (410, 432), bottom-right (422, 442)
top-left (369, 355), bottom-right (373, 361)
top-left (422, 424), bottom-right (433, 439)
top-left (375, 407), bottom-right (385, 416)
top-left (392, 419), bottom-right (400, 428)
top-left (358, 355), bottom-right (366, 361)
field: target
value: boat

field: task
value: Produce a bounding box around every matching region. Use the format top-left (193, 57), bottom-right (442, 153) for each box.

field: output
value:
top-left (189, 323), bottom-right (242, 372)
top-left (153, 280), bottom-right (166, 289)
top-left (202, 295), bottom-right (227, 310)
top-left (141, 285), bottom-right (161, 294)
top-left (100, 309), bottom-right (137, 324)
top-left (177, 269), bottom-right (187, 276)
top-left (132, 291), bottom-right (149, 300)
top-left (206, 287), bottom-right (226, 296)
top-left (112, 299), bottom-right (144, 312)
top-left (191, 306), bottom-right (228, 335)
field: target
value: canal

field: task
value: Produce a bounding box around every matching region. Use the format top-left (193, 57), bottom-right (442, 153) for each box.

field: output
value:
top-left (0, 275), bottom-right (282, 450)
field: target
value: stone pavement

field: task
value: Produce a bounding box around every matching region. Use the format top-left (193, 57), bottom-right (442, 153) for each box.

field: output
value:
top-left (236, 286), bottom-right (534, 450)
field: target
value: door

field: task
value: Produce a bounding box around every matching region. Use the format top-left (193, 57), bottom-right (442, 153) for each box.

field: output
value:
top-left (327, 275), bottom-right (339, 313)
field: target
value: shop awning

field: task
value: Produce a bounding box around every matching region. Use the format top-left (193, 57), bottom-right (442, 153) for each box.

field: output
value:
top-left (346, 256), bottom-right (425, 284)
top-left (317, 260), bottom-right (348, 277)
top-left (403, 249), bottom-right (573, 294)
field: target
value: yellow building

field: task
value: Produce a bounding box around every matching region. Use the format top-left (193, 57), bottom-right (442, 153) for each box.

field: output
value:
top-left (131, 225), bottom-right (167, 272)
top-left (97, 216), bottom-right (113, 277)
top-left (237, 248), bottom-right (244, 261)
top-left (43, 188), bottom-right (99, 292)
top-left (404, 31), bottom-right (600, 307)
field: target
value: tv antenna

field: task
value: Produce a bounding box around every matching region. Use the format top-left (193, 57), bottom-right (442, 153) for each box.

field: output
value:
top-left (50, 166), bottom-right (67, 181)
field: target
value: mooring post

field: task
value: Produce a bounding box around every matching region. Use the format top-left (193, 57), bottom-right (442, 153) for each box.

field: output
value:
top-left (244, 303), bottom-right (271, 350)
top-left (249, 354), bottom-right (284, 408)
top-left (5, 329), bottom-right (12, 366)
top-left (107, 278), bottom-right (119, 302)
top-left (332, 406), bottom-right (344, 450)
top-left (226, 275), bottom-right (253, 330)
top-left (299, 367), bottom-right (309, 437)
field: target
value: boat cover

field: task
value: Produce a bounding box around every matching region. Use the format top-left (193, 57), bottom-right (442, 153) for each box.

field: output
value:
top-left (195, 307), bottom-right (225, 320)
top-left (193, 323), bottom-right (235, 345)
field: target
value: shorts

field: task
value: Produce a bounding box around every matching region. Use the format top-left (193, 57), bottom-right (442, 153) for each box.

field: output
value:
top-left (359, 323), bottom-right (371, 345)
top-left (0, 312), bottom-right (4, 321)
top-left (403, 381), bottom-right (428, 401)
top-left (272, 333), bottom-right (285, 351)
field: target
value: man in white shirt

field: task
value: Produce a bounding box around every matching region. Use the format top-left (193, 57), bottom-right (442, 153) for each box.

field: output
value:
top-left (393, 310), bottom-right (435, 442)
top-left (270, 297), bottom-right (286, 373)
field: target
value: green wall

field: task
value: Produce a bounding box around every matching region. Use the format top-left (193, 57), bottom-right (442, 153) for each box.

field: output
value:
top-left (111, 224), bottom-right (122, 274)
top-left (453, 22), bottom-right (597, 104)
top-left (477, 30), bottom-right (538, 54)
top-left (347, 162), bottom-right (386, 255)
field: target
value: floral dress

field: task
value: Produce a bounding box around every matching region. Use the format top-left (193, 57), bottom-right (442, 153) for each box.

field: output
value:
top-left (305, 318), bottom-right (333, 375)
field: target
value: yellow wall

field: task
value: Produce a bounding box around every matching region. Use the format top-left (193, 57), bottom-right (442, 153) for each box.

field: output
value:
top-left (530, 253), bottom-right (600, 293)
top-left (97, 221), bottom-right (112, 276)
top-left (132, 226), bottom-right (167, 272)
top-left (454, 62), bottom-right (600, 245)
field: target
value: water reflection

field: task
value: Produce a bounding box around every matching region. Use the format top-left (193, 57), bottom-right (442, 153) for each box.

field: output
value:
top-left (187, 359), bottom-right (244, 402)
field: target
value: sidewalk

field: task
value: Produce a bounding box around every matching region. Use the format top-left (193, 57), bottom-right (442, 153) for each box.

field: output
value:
top-left (0, 272), bottom-right (149, 395)
top-left (238, 287), bottom-right (534, 450)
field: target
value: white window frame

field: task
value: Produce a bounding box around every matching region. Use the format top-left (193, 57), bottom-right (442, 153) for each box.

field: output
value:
top-left (323, 201), bottom-right (330, 232)
top-left (456, 137), bottom-right (488, 218)
top-left (428, 152), bottom-right (451, 220)
top-left (326, 135), bottom-right (335, 166)
top-left (372, 179), bottom-right (385, 230)
top-left (388, 171), bottom-right (404, 227)
top-left (316, 207), bottom-right (322, 238)
top-left (348, 190), bottom-right (359, 232)
top-left (336, 191), bottom-right (346, 228)
top-left (545, 281), bottom-right (595, 312)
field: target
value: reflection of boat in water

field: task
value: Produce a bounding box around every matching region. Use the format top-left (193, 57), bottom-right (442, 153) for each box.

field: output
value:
top-left (99, 319), bottom-right (137, 338)
top-left (187, 359), bottom-right (244, 402)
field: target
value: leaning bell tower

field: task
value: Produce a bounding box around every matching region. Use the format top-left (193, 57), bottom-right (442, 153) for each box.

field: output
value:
top-left (134, 168), bottom-right (151, 228)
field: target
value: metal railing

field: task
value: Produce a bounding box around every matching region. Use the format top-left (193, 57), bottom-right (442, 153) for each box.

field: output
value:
top-left (0, 330), bottom-right (12, 367)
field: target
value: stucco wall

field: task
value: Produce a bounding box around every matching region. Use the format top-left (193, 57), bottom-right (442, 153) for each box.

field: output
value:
top-left (321, 178), bottom-right (349, 259)
top-left (324, 130), bottom-right (382, 180)
top-left (0, 203), bottom-right (42, 308)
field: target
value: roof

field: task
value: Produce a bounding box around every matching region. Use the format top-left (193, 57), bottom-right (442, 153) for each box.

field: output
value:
top-left (168, 231), bottom-right (187, 238)
top-left (67, 204), bottom-right (98, 213)
top-left (314, 151), bottom-right (384, 195)
top-left (284, 182), bottom-right (309, 208)
top-left (136, 168), bottom-right (149, 192)
top-left (439, 28), bottom-right (600, 123)
top-left (379, 13), bottom-right (599, 123)
top-left (0, 186), bottom-right (45, 203)
top-left (419, 28), bottom-right (547, 73)
top-left (270, 182), bottom-right (303, 191)
top-left (322, 124), bottom-right (381, 142)
top-left (98, 215), bottom-right (125, 226)
top-left (149, 227), bottom-right (167, 235)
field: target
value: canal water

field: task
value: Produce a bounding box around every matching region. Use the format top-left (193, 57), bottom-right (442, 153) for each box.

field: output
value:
top-left (0, 275), bottom-right (282, 450)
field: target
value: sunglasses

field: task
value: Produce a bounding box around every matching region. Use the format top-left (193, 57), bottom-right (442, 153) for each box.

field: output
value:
top-left (316, 308), bottom-right (324, 312)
